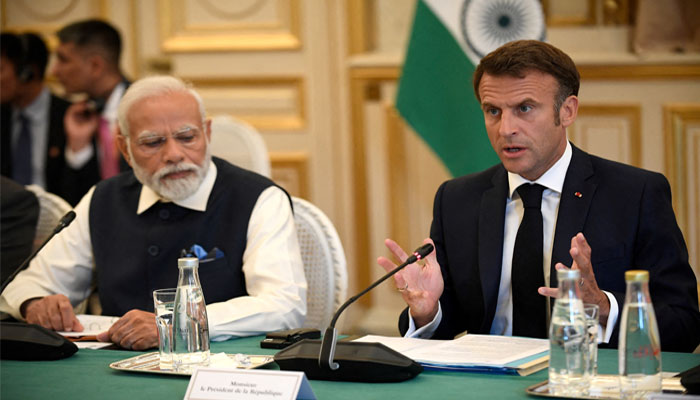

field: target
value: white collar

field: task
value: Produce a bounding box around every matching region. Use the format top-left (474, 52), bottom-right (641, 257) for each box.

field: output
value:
top-left (102, 81), bottom-right (127, 122)
top-left (508, 141), bottom-right (572, 198)
top-left (136, 160), bottom-right (217, 214)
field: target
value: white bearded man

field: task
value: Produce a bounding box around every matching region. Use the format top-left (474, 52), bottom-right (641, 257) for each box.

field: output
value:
top-left (0, 76), bottom-right (307, 350)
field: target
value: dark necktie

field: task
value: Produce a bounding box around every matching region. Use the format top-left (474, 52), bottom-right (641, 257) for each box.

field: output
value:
top-left (12, 113), bottom-right (32, 185)
top-left (511, 183), bottom-right (547, 338)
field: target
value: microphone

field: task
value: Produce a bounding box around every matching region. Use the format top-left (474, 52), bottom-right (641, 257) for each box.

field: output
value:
top-left (1, 211), bottom-right (76, 293)
top-left (274, 243), bottom-right (434, 382)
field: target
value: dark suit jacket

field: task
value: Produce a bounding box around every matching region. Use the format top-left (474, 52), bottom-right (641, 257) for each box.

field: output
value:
top-left (400, 144), bottom-right (700, 352)
top-left (1, 94), bottom-right (100, 206)
top-left (0, 176), bottom-right (39, 283)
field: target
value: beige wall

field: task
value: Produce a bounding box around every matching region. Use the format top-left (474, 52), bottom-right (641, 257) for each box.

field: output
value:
top-left (3, 0), bottom-right (698, 335)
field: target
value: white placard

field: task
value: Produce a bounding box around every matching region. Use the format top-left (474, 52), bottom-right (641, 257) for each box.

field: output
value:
top-left (184, 368), bottom-right (316, 400)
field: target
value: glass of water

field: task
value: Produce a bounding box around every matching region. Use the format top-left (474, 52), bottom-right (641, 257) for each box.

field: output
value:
top-left (583, 304), bottom-right (600, 379)
top-left (153, 288), bottom-right (176, 370)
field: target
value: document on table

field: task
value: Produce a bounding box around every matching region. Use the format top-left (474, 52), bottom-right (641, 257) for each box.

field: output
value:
top-left (354, 334), bottom-right (549, 375)
top-left (56, 315), bottom-right (119, 349)
top-left (58, 314), bottom-right (118, 337)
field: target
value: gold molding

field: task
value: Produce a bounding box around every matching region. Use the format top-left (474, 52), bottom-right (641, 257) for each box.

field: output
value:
top-left (347, 0), bottom-right (372, 55)
top-left (349, 64), bottom-right (700, 81)
top-left (543, 0), bottom-right (597, 26)
top-left (575, 105), bottom-right (641, 167)
top-left (185, 77), bottom-right (306, 131)
top-left (270, 151), bottom-right (309, 199)
top-left (128, 0), bottom-right (140, 78)
top-left (0, 0), bottom-right (102, 36)
top-left (664, 104), bottom-right (700, 237)
top-left (350, 66), bottom-right (400, 80)
top-left (385, 104), bottom-right (410, 250)
top-left (350, 77), bottom-right (371, 305)
top-left (349, 71), bottom-right (402, 306)
top-left (159, 0), bottom-right (301, 53)
top-left (578, 64), bottom-right (700, 80)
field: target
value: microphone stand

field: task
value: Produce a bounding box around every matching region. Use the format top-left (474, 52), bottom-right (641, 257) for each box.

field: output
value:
top-left (319, 243), bottom-right (433, 370)
top-left (274, 242), bottom-right (433, 382)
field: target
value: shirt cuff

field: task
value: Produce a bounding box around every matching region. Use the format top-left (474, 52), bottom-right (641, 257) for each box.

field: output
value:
top-left (65, 145), bottom-right (94, 169)
top-left (405, 302), bottom-right (442, 339)
top-left (599, 290), bottom-right (619, 343)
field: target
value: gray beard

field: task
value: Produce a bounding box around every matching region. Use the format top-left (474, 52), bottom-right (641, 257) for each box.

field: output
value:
top-left (128, 144), bottom-right (211, 201)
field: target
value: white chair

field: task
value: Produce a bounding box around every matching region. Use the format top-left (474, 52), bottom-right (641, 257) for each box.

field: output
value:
top-left (292, 197), bottom-right (348, 330)
top-left (25, 185), bottom-right (72, 251)
top-left (209, 115), bottom-right (271, 177)
top-left (25, 185), bottom-right (93, 314)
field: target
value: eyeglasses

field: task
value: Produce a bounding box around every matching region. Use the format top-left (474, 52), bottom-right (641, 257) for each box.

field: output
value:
top-left (134, 126), bottom-right (203, 155)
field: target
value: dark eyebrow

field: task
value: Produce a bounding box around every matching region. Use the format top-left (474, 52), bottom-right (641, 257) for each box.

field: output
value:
top-left (516, 98), bottom-right (540, 106)
top-left (481, 102), bottom-right (498, 111)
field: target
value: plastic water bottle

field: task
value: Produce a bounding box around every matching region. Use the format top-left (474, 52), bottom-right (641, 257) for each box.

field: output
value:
top-left (619, 270), bottom-right (661, 399)
top-left (548, 269), bottom-right (589, 396)
top-left (172, 257), bottom-right (210, 372)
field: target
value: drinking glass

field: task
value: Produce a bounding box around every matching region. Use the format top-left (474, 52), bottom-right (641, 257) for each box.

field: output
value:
top-left (153, 288), bottom-right (176, 370)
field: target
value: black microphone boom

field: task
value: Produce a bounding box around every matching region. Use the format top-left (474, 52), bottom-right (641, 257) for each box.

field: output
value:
top-left (1, 210), bottom-right (76, 292)
top-left (274, 243), bottom-right (434, 382)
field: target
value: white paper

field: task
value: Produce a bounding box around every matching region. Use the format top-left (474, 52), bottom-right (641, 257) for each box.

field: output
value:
top-left (74, 341), bottom-right (114, 349)
top-left (184, 368), bottom-right (316, 400)
top-left (355, 334), bottom-right (548, 367)
top-left (58, 314), bottom-right (118, 337)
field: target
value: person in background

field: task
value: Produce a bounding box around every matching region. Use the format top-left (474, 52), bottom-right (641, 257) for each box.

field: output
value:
top-left (0, 32), bottom-right (73, 201)
top-left (378, 40), bottom-right (700, 352)
top-left (52, 19), bottom-right (130, 205)
top-left (0, 76), bottom-right (307, 350)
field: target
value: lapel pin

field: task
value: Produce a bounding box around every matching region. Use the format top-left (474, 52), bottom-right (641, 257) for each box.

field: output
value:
top-left (574, 192), bottom-right (583, 198)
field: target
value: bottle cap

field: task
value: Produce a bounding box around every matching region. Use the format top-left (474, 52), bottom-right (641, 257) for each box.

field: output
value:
top-left (557, 269), bottom-right (580, 280)
top-left (178, 257), bottom-right (199, 268)
top-left (625, 269), bottom-right (649, 282)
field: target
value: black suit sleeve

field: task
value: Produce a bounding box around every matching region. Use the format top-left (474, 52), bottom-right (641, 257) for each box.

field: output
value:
top-left (614, 172), bottom-right (700, 352)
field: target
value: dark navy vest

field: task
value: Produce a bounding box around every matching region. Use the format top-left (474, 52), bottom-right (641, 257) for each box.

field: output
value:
top-left (89, 157), bottom-right (281, 316)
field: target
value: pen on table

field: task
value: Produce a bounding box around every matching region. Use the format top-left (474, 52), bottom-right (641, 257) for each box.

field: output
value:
top-left (66, 335), bottom-right (98, 342)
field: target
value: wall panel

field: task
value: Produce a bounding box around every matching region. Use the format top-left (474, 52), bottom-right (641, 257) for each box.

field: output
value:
top-left (665, 105), bottom-right (700, 280)
top-left (571, 105), bottom-right (641, 166)
top-left (159, 0), bottom-right (300, 52)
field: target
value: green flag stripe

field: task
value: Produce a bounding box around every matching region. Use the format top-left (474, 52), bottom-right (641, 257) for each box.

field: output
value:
top-left (397, 0), bottom-right (499, 177)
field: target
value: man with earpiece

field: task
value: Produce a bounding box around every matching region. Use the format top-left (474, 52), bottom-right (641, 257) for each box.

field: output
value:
top-left (0, 32), bottom-right (74, 201)
top-left (51, 19), bottom-right (131, 205)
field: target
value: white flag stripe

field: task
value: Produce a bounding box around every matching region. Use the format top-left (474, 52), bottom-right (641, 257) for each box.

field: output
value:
top-left (422, 0), bottom-right (481, 65)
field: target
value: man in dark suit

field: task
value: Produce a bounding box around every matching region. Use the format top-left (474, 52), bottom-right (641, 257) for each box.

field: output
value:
top-left (51, 19), bottom-right (130, 205)
top-left (0, 32), bottom-right (74, 202)
top-left (0, 176), bottom-right (39, 282)
top-left (378, 40), bottom-right (700, 352)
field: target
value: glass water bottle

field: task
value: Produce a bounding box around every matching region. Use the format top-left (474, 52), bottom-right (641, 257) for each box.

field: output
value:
top-left (172, 257), bottom-right (210, 372)
top-left (619, 270), bottom-right (661, 399)
top-left (549, 269), bottom-right (589, 396)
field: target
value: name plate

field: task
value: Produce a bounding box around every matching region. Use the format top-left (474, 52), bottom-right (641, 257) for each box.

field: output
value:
top-left (184, 368), bottom-right (316, 400)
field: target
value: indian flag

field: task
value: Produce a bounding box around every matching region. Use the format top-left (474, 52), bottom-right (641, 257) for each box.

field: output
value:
top-left (396, 0), bottom-right (546, 177)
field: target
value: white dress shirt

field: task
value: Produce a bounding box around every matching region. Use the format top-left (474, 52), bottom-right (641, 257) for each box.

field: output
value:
top-left (65, 82), bottom-right (127, 169)
top-left (407, 142), bottom-right (618, 342)
top-left (10, 87), bottom-right (51, 188)
top-left (0, 160), bottom-right (307, 341)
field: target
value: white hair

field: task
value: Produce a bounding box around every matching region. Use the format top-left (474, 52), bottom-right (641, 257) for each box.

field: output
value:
top-left (117, 75), bottom-right (206, 137)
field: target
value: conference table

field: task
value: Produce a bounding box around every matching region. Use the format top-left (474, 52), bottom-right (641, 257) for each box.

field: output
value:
top-left (2, 336), bottom-right (698, 399)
